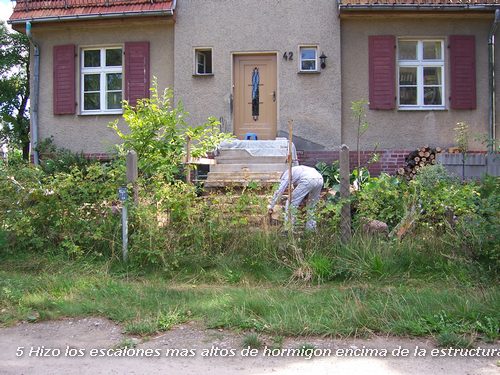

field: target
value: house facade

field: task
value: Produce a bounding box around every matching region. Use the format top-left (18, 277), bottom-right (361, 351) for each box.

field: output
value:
top-left (8, 0), bottom-right (500, 173)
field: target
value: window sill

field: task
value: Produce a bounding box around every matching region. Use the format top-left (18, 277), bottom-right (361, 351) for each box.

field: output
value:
top-left (298, 70), bottom-right (320, 74)
top-left (193, 73), bottom-right (214, 77)
top-left (397, 107), bottom-right (447, 111)
top-left (79, 111), bottom-right (123, 116)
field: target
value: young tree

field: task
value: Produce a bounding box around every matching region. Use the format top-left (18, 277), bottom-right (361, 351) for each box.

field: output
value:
top-left (0, 22), bottom-right (30, 159)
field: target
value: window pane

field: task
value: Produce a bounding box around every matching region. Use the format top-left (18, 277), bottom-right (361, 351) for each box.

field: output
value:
top-left (107, 92), bottom-right (122, 109)
top-left (399, 67), bottom-right (417, 85)
top-left (423, 42), bottom-right (442, 60)
top-left (196, 50), bottom-right (213, 74)
top-left (301, 48), bottom-right (316, 60)
top-left (84, 50), bottom-right (100, 67)
top-left (398, 41), bottom-right (417, 60)
top-left (84, 74), bottom-right (100, 91)
top-left (84, 93), bottom-right (100, 110)
top-left (106, 49), bottom-right (122, 67)
top-left (424, 87), bottom-right (442, 105)
top-left (301, 60), bottom-right (316, 71)
top-left (400, 87), bottom-right (417, 105)
top-left (197, 52), bottom-right (206, 74)
top-left (424, 67), bottom-right (442, 85)
top-left (107, 73), bottom-right (122, 90)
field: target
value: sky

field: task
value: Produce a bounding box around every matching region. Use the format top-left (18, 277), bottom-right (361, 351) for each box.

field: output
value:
top-left (0, 0), bottom-right (13, 25)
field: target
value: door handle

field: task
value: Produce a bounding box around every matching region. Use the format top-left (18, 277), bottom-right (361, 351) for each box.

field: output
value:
top-left (272, 91), bottom-right (276, 102)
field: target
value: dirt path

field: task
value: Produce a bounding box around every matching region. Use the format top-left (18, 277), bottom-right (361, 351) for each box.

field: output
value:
top-left (0, 317), bottom-right (498, 375)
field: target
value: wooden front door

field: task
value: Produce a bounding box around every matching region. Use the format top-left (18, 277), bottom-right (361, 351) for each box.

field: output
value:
top-left (233, 54), bottom-right (277, 140)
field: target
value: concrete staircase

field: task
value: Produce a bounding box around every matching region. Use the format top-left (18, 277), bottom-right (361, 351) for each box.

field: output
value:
top-left (204, 148), bottom-right (288, 188)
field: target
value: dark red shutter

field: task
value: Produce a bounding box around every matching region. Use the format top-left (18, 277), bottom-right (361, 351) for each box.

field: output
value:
top-left (53, 44), bottom-right (76, 115)
top-left (369, 35), bottom-right (396, 110)
top-left (124, 42), bottom-right (150, 106)
top-left (450, 35), bottom-right (476, 110)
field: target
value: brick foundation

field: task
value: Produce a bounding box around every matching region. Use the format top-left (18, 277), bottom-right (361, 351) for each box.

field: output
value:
top-left (69, 150), bottom-right (412, 176)
top-left (34, 149), bottom-right (486, 177)
top-left (298, 149), bottom-right (412, 176)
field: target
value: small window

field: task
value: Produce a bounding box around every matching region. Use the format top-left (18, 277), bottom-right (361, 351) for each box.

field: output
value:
top-left (299, 46), bottom-right (318, 72)
top-left (194, 48), bottom-right (213, 75)
top-left (81, 47), bottom-right (123, 114)
top-left (397, 39), bottom-right (444, 109)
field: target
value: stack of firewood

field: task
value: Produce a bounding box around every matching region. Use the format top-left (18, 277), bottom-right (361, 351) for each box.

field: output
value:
top-left (397, 146), bottom-right (442, 180)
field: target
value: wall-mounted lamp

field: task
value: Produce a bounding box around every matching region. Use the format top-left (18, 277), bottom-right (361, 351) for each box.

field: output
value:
top-left (319, 52), bottom-right (327, 69)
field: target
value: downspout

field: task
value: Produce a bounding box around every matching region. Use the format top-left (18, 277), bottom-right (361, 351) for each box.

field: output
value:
top-left (26, 21), bottom-right (40, 165)
top-left (488, 9), bottom-right (500, 153)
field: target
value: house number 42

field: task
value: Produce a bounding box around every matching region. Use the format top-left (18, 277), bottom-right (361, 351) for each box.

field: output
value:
top-left (283, 52), bottom-right (293, 61)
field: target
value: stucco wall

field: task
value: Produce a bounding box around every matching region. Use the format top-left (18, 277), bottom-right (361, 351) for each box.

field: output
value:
top-left (173, 0), bottom-right (341, 151)
top-left (30, 18), bottom-right (174, 154)
top-left (341, 15), bottom-right (500, 151)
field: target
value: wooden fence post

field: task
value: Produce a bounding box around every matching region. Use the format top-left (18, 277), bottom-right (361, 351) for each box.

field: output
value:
top-left (185, 136), bottom-right (192, 184)
top-left (340, 144), bottom-right (351, 242)
top-left (126, 150), bottom-right (138, 204)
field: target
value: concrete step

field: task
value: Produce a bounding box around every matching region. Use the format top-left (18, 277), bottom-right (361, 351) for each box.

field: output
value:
top-left (216, 157), bottom-right (287, 164)
top-left (210, 163), bottom-right (287, 173)
top-left (204, 171), bottom-right (282, 188)
top-left (216, 149), bottom-right (287, 162)
top-left (204, 180), bottom-right (279, 188)
top-left (206, 172), bottom-right (283, 180)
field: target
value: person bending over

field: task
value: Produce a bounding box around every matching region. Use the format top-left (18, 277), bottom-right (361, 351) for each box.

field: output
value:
top-left (268, 165), bottom-right (324, 230)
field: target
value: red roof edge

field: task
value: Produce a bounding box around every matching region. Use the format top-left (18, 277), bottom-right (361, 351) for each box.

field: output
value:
top-left (339, 0), bottom-right (500, 11)
top-left (9, 0), bottom-right (175, 24)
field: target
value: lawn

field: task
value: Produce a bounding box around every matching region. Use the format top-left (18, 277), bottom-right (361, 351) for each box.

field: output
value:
top-left (1, 250), bottom-right (498, 348)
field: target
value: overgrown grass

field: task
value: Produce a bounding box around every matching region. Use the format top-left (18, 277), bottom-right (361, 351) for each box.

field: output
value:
top-left (0, 246), bottom-right (498, 343)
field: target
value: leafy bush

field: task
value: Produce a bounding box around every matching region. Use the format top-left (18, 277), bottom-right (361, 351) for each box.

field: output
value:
top-left (453, 175), bottom-right (500, 274)
top-left (110, 84), bottom-right (232, 182)
top-left (0, 157), bottom-right (121, 257)
top-left (356, 173), bottom-right (408, 228)
top-left (37, 137), bottom-right (94, 175)
top-left (315, 161), bottom-right (339, 189)
top-left (413, 166), bottom-right (479, 230)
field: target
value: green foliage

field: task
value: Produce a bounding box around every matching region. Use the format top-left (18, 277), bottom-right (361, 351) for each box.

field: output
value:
top-left (436, 332), bottom-right (474, 348)
top-left (242, 333), bottom-right (263, 349)
top-left (454, 121), bottom-right (470, 180)
top-left (351, 99), bottom-right (370, 185)
top-left (413, 168), bottom-right (479, 230)
top-left (315, 161), bottom-right (339, 189)
top-left (110, 83), bottom-right (232, 182)
top-left (36, 137), bottom-right (95, 175)
top-left (453, 176), bottom-right (500, 275)
top-left (307, 254), bottom-right (334, 283)
top-left (0, 157), bottom-right (121, 257)
top-left (357, 174), bottom-right (404, 227)
top-left (0, 22), bottom-right (30, 158)
top-left (454, 121), bottom-right (470, 154)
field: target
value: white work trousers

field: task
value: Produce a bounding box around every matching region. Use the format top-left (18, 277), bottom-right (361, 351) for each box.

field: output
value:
top-left (286, 177), bottom-right (323, 230)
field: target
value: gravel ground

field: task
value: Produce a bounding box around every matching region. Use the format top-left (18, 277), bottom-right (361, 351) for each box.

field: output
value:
top-left (0, 317), bottom-right (498, 375)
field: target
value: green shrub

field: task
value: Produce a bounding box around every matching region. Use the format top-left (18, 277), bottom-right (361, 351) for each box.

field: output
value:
top-left (315, 161), bottom-right (339, 189)
top-left (110, 83), bottom-right (232, 182)
top-left (0, 158), bottom-right (121, 256)
top-left (356, 173), bottom-right (407, 228)
top-left (413, 172), bottom-right (479, 230)
top-left (36, 137), bottom-right (95, 175)
top-left (452, 175), bottom-right (500, 275)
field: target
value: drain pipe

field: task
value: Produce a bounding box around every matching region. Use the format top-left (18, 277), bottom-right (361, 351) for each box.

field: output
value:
top-left (25, 21), bottom-right (40, 165)
top-left (488, 9), bottom-right (500, 154)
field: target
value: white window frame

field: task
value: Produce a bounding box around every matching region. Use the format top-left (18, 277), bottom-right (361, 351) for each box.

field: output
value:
top-left (80, 46), bottom-right (123, 115)
top-left (298, 45), bottom-right (319, 72)
top-left (194, 47), bottom-right (213, 75)
top-left (397, 39), bottom-right (445, 110)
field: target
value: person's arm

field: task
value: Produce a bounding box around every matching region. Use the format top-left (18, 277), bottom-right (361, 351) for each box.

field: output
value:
top-left (268, 172), bottom-right (289, 210)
